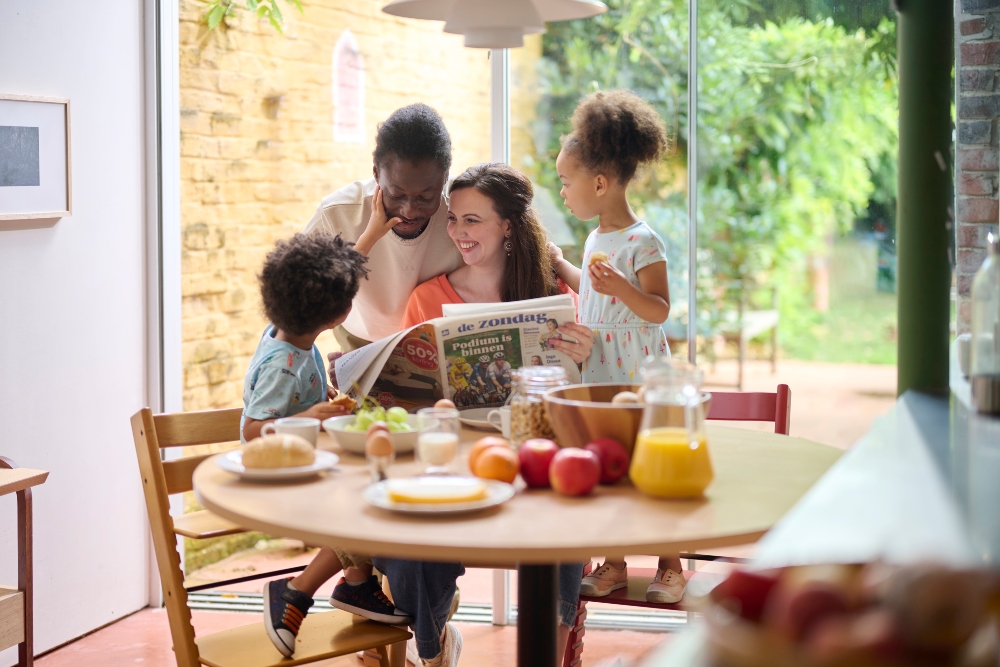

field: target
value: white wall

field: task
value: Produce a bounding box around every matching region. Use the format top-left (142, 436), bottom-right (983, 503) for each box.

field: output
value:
top-left (0, 0), bottom-right (150, 662)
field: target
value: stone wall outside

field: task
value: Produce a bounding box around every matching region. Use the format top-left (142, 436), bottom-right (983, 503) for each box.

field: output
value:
top-left (179, 0), bottom-right (492, 411)
top-left (957, 0), bottom-right (1000, 332)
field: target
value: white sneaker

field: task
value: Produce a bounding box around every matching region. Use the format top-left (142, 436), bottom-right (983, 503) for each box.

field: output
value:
top-left (646, 569), bottom-right (686, 604)
top-left (580, 562), bottom-right (628, 597)
top-left (421, 622), bottom-right (462, 667)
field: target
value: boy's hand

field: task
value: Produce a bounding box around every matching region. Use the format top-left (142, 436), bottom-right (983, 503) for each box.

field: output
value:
top-left (588, 261), bottom-right (631, 298)
top-left (357, 186), bottom-right (402, 255)
top-left (302, 401), bottom-right (349, 421)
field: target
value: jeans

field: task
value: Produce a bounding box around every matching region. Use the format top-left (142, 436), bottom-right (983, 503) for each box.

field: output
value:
top-left (373, 558), bottom-right (465, 660)
top-left (374, 558), bottom-right (586, 659)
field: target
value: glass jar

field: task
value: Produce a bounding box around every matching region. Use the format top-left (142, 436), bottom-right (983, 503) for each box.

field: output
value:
top-left (971, 232), bottom-right (1000, 415)
top-left (509, 367), bottom-right (568, 446)
top-left (629, 357), bottom-right (714, 498)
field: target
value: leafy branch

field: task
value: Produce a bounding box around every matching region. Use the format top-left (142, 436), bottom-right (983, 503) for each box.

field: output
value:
top-left (203, 0), bottom-right (303, 33)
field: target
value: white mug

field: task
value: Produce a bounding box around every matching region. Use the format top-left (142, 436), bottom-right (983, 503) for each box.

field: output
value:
top-left (487, 407), bottom-right (511, 439)
top-left (262, 417), bottom-right (320, 446)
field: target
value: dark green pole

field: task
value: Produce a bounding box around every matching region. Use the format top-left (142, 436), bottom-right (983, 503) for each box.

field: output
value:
top-left (896, 0), bottom-right (954, 396)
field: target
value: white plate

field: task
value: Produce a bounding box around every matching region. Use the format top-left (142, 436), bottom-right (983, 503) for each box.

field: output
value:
top-left (363, 477), bottom-right (516, 515)
top-left (216, 449), bottom-right (339, 481)
top-left (322, 415), bottom-right (419, 455)
top-left (458, 407), bottom-right (500, 431)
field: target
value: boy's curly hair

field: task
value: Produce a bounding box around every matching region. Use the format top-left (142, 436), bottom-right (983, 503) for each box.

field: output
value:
top-left (258, 233), bottom-right (369, 336)
top-left (562, 89), bottom-right (668, 184)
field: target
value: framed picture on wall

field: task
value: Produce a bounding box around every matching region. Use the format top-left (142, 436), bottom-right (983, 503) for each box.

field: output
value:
top-left (0, 94), bottom-right (71, 221)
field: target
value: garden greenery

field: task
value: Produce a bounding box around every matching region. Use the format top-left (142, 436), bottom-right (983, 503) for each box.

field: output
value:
top-left (526, 0), bottom-right (898, 337)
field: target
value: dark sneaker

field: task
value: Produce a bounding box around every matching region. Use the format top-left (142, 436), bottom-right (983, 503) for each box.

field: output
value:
top-left (330, 576), bottom-right (413, 625)
top-left (263, 578), bottom-right (313, 657)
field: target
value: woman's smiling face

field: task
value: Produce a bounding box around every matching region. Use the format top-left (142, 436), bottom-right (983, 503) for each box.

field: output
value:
top-left (447, 187), bottom-right (509, 268)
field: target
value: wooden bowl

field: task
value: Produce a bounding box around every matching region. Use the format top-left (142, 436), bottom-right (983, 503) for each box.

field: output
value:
top-left (543, 383), bottom-right (711, 452)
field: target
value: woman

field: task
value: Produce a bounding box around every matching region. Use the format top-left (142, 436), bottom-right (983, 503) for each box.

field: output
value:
top-left (397, 162), bottom-right (595, 663)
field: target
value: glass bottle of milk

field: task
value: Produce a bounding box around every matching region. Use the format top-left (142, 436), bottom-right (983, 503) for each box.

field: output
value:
top-left (970, 232), bottom-right (1000, 415)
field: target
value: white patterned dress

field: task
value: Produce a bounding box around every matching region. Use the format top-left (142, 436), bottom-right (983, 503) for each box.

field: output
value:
top-left (579, 221), bottom-right (670, 383)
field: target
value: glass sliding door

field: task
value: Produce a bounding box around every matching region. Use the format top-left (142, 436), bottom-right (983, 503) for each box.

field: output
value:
top-left (509, 1), bottom-right (692, 360)
top-left (695, 0), bottom-right (899, 446)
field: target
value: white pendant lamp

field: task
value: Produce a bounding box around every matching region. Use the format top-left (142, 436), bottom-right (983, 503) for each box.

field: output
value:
top-left (382, 0), bottom-right (608, 48)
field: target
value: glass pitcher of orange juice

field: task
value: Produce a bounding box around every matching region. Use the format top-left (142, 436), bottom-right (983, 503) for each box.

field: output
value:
top-left (629, 358), bottom-right (714, 498)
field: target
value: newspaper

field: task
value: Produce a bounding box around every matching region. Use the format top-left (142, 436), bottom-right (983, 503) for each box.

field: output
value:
top-left (335, 294), bottom-right (582, 411)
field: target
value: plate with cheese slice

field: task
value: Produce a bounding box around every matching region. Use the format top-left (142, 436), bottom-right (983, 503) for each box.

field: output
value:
top-left (363, 476), bottom-right (515, 515)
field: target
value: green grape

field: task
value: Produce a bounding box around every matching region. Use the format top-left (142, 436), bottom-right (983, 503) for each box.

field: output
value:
top-left (386, 407), bottom-right (409, 424)
top-left (354, 412), bottom-right (373, 430)
top-left (394, 422), bottom-right (414, 432)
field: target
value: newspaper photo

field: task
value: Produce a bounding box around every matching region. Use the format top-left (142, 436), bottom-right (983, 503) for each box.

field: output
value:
top-left (335, 294), bottom-right (582, 412)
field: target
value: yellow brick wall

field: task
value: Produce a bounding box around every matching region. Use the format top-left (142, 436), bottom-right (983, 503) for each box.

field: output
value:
top-left (179, 0), bottom-right (493, 410)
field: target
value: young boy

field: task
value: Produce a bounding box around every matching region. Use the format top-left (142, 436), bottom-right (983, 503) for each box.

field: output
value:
top-left (242, 233), bottom-right (412, 658)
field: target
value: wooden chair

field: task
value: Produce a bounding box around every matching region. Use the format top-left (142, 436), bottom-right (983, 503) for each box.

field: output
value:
top-left (131, 407), bottom-right (410, 667)
top-left (571, 385), bottom-right (792, 666)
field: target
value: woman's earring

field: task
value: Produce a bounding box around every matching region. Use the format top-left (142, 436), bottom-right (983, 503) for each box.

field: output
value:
top-left (504, 239), bottom-right (513, 254)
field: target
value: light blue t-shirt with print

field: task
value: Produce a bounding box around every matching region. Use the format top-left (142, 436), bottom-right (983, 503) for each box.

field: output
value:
top-left (240, 326), bottom-right (328, 442)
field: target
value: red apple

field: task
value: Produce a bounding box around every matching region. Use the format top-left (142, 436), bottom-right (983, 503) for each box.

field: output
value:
top-left (518, 439), bottom-right (559, 488)
top-left (709, 569), bottom-right (780, 623)
top-left (584, 438), bottom-right (631, 485)
top-left (549, 447), bottom-right (601, 496)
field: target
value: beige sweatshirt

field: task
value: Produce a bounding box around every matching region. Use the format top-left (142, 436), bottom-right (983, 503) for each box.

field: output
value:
top-left (303, 178), bottom-right (463, 342)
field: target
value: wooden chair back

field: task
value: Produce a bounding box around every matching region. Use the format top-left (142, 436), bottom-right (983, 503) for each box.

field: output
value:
top-left (706, 384), bottom-right (791, 435)
top-left (131, 406), bottom-right (242, 667)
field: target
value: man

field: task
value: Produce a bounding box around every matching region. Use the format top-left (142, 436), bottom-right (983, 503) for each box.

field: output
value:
top-left (304, 103), bottom-right (463, 351)
top-left (304, 104), bottom-right (464, 667)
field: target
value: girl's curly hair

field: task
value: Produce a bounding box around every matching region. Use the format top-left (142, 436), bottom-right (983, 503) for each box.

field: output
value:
top-left (259, 233), bottom-right (369, 336)
top-left (562, 89), bottom-right (668, 184)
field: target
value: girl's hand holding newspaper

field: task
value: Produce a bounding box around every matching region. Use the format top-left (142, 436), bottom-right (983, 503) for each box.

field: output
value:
top-left (549, 322), bottom-right (595, 365)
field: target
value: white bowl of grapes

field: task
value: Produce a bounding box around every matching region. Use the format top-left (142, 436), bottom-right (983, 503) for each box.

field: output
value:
top-left (322, 405), bottom-right (418, 455)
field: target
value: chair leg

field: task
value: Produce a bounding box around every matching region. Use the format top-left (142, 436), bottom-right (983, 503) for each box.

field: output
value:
top-left (771, 324), bottom-right (778, 374)
top-left (738, 333), bottom-right (747, 391)
top-left (389, 640), bottom-right (408, 667)
top-left (563, 600), bottom-right (587, 667)
top-left (362, 646), bottom-right (392, 667)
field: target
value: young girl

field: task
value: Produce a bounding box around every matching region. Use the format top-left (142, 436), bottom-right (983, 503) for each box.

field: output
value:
top-left (550, 90), bottom-right (685, 605)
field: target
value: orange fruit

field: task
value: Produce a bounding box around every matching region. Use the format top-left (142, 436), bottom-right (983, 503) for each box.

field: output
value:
top-left (473, 446), bottom-right (519, 484)
top-left (468, 436), bottom-right (509, 472)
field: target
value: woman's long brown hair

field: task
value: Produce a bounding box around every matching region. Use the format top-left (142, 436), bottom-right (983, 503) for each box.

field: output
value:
top-left (449, 163), bottom-right (559, 303)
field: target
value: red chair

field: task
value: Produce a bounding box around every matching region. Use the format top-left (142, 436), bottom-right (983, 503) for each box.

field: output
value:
top-left (705, 383), bottom-right (791, 435)
top-left (564, 385), bottom-right (792, 667)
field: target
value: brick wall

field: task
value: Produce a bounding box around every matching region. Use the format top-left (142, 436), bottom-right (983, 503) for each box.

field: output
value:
top-left (179, 0), bottom-right (493, 410)
top-left (958, 0), bottom-right (1000, 332)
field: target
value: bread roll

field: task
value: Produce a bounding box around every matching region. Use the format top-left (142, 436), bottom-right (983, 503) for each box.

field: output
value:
top-left (588, 251), bottom-right (609, 267)
top-left (331, 391), bottom-right (357, 412)
top-left (243, 434), bottom-right (315, 469)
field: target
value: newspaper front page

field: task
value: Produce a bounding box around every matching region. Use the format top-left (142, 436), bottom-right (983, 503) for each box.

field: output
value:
top-left (335, 295), bottom-right (581, 412)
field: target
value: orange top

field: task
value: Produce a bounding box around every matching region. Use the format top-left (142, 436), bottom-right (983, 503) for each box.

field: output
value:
top-left (400, 274), bottom-right (579, 330)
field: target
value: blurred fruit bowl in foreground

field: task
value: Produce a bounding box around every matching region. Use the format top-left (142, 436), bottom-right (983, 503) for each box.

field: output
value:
top-left (704, 563), bottom-right (1000, 667)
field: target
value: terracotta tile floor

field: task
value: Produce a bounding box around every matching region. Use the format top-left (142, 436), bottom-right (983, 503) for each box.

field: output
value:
top-left (35, 607), bottom-right (672, 667)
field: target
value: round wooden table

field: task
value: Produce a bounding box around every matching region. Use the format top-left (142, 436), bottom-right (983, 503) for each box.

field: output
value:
top-left (194, 424), bottom-right (840, 667)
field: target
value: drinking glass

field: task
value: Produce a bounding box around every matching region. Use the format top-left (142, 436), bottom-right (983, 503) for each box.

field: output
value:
top-left (416, 407), bottom-right (460, 475)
